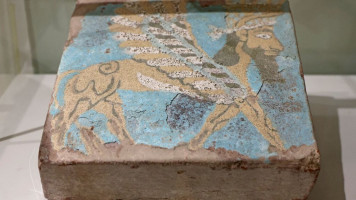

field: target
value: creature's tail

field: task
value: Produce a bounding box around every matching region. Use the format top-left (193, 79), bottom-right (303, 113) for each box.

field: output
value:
top-left (50, 70), bottom-right (78, 151)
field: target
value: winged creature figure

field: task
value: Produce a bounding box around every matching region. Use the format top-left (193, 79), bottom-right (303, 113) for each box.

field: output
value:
top-left (51, 1), bottom-right (286, 154)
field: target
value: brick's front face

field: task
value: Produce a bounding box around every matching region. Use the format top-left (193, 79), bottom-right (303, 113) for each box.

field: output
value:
top-left (39, 1), bottom-right (320, 199)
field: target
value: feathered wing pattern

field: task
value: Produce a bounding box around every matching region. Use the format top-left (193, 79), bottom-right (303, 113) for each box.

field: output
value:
top-left (111, 1), bottom-right (247, 104)
top-left (110, 1), bottom-right (285, 151)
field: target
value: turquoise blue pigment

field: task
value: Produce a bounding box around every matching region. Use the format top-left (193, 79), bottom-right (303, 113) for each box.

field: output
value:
top-left (53, 3), bottom-right (316, 159)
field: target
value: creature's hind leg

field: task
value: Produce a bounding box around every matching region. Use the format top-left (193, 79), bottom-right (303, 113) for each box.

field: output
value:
top-left (94, 95), bottom-right (134, 144)
top-left (107, 104), bottom-right (134, 144)
top-left (188, 104), bottom-right (240, 151)
top-left (240, 97), bottom-right (285, 151)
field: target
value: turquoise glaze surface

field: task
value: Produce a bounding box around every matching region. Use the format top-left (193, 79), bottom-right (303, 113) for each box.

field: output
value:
top-left (49, 1), bottom-right (315, 159)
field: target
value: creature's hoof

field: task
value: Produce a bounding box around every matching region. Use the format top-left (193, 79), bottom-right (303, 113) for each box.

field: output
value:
top-left (188, 140), bottom-right (200, 151)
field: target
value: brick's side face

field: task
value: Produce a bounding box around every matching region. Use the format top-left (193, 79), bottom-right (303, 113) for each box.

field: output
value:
top-left (41, 163), bottom-right (318, 200)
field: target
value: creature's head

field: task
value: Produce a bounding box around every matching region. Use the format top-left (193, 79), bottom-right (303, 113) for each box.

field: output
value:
top-left (232, 13), bottom-right (284, 58)
top-left (221, 13), bottom-right (285, 82)
top-left (210, 13), bottom-right (283, 59)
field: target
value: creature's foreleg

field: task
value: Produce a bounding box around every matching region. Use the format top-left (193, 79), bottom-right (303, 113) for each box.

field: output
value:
top-left (188, 104), bottom-right (240, 151)
top-left (240, 96), bottom-right (285, 151)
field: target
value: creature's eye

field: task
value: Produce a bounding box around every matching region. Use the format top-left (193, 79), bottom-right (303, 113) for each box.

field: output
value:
top-left (256, 33), bottom-right (272, 39)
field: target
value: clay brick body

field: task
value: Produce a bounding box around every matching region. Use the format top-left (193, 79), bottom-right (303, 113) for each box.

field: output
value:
top-left (40, 164), bottom-right (317, 200)
top-left (39, 0), bottom-right (320, 199)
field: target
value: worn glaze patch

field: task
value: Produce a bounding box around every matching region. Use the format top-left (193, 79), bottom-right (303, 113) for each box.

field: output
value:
top-left (49, 0), bottom-right (315, 159)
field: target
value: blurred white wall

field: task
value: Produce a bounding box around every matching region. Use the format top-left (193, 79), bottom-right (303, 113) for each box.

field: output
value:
top-left (1, 0), bottom-right (356, 74)
top-left (290, 0), bottom-right (356, 74)
top-left (0, 0), bottom-right (32, 96)
top-left (25, 0), bottom-right (76, 73)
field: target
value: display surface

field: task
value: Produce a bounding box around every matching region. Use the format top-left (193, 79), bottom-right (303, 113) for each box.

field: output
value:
top-left (39, 1), bottom-right (320, 199)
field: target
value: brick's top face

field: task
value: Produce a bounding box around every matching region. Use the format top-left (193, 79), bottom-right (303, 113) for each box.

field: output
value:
top-left (44, 1), bottom-right (318, 165)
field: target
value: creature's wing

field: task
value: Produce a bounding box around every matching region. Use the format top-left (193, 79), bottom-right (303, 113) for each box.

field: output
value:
top-left (110, 1), bottom-right (246, 104)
